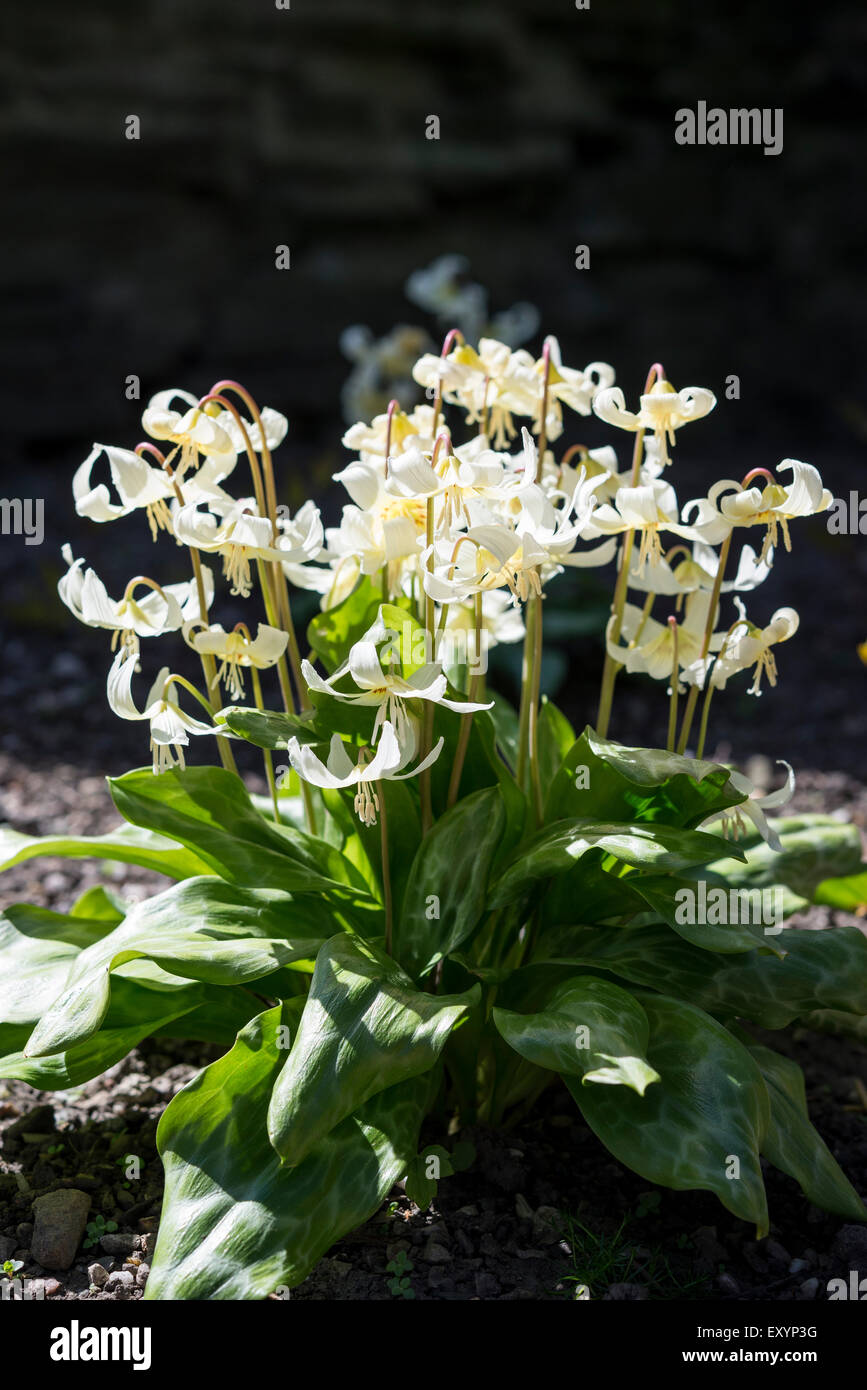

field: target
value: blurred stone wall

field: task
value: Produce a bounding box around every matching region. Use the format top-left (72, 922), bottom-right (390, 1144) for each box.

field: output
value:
top-left (1, 0), bottom-right (865, 765)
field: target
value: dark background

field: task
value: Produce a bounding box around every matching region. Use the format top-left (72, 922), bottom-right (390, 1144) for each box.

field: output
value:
top-left (0, 0), bottom-right (864, 773)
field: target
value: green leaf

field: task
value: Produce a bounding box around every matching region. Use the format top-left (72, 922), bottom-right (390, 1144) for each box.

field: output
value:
top-left (537, 698), bottom-right (576, 796)
top-left (748, 1044), bottom-right (867, 1222)
top-left (490, 819), bottom-right (739, 909)
top-left (23, 878), bottom-right (331, 1057)
top-left (396, 787), bottom-right (505, 978)
top-left (627, 874), bottom-right (784, 956)
top-left (404, 1144), bottom-right (455, 1210)
top-left (814, 870), bottom-right (867, 912)
top-left (69, 885), bottom-right (127, 923)
top-left (699, 815), bottom-right (864, 902)
top-left (109, 765), bottom-right (370, 898)
top-left (0, 912), bottom-right (78, 1027)
top-left (0, 822), bottom-right (211, 881)
top-left (537, 923), bottom-right (867, 1030)
top-left (546, 727), bottom-right (743, 828)
top-left (219, 706), bottom-right (318, 751)
top-left (0, 977), bottom-right (254, 1088)
top-left (307, 577), bottom-right (397, 674)
top-left (146, 1003), bottom-right (429, 1299)
top-left (267, 935), bottom-right (479, 1166)
top-left (0, 902), bottom-right (121, 952)
top-left (494, 975), bottom-right (659, 1094)
top-left (569, 995), bottom-right (770, 1233)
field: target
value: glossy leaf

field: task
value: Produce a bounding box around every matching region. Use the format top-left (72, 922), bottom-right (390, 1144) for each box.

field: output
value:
top-left (146, 1003), bottom-right (429, 1299)
top-left (546, 727), bottom-right (743, 828)
top-left (490, 819), bottom-right (739, 909)
top-left (268, 935), bottom-right (479, 1166)
top-left (396, 787), bottom-right (505, 978)
top-left (24, 878), bottom-right (331, 1057)
top-left (535, 923), bottom-right (867, 1029)
top-left (0, 822), bottom-right (211, 881)
top-left (109, 765), bottom-right (370, 897)
top-left (749, 1043), bottom-right (867, 1222)
top-left (627, 874), bottom-right (783, 955)
top-left (569, 994), bottom-right (770, 1233)
top-left (494, 975), bottom-right (659, 1093)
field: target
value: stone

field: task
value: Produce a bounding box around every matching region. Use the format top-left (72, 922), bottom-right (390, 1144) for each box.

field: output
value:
top-left (531, 1206), bottom-right (562, 1245)
top-left (798, 1278), bottom-right (820, 1300)
top-left (0, 1235), bottom-right (17, 1262)
top-left (105, 1270), bottom-right (135, 1291)
top-left (87, 1262), bottom-right (109, 1288)
top-left (30, 1190), bottom-right (91, 1270)
top-left (475, 1271), bottom-right (500, 1299)
top-left (99, 1233), bottom-right (137, 1255)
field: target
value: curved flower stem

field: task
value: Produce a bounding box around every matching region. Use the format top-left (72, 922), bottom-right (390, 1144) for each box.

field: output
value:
top-left (676, 531), bottom-right (732, 755)
top-left (377, 782), bottom-right (393, 954)
top-left (161, 674), bottom-right (217, 718)
top-left (447, 592), bottom-right (483, 808)
top-left (594, 364), bottom-right (662, 739)
top-left (251, 666), bottom-right (280, 824)
top-left (200, 388), bottom-right (307, 709)
top-left (154, 455), bottom-right (238, 775)
top-left (666, 617), bottom-right (680, 753)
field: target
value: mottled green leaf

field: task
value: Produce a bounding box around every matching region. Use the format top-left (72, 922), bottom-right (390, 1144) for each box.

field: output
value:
top-left (494, 975), bottom-right (659, 1093)
top-left (396, 787), bottom-right (505, 978)
top-left (109, 765), bottom-right (370, 897)
top-left (547, 727), bottom-right (743, 828)
top-left (748, 1044), bottom-right (867, 1222)
top-left (146, 1003), bottom-right (429, 1299)
top-left (24, 879), bottom-right (330, 1057)
top-left (569, 995), bottom-right (770, 1232)
top-left (0, 822), bottom-right (211, 881)
top-left (268, 935), bottom-right (478, 1166)
top-left (490, 819), bottom-right (738, 909)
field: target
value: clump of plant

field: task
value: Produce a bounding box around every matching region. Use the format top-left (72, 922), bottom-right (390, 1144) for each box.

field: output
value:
top-left (83, 1215), bottom-right (118, 1251)
top-left (1, 328), bottom-right (865, 1301)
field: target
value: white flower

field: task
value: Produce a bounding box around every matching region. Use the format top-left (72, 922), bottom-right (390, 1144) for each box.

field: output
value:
top-left (594, 379), bottom-right (716, 466)
top-left (606, 591), bottom-right (724, 684)
top-left (585, 478), bottom-right (729, 572)
top-left (106, 651), bottom-right (217, 774)
top-left (141, 389), bottom-right (237, 476)
top-left (625, 540), bottom-right (772, 601)
top-left (302, 618), bottom-right (492, 756)
top-left (711, 461), bottom-right (832, 563)
top-left (542, 337), bottom-right (615, 419)
top-left (173, 498), bottom-right (322, 597)
top-left (703, 761), bottom-right (795, 852)
top-left (386, 428), bottom-right (540, 533)
top-left (186, 622), bottom-right (289, 701)
top-left (58, 545), bottom-right (212, 653)
top-left (342, 404), bottom-right (435, 460)
top-left (213, 404), bottom-right (288, 455)
top-left (412, 338), bottom-right (542, 447)
top-left (73, 443), bottom-right (177, 538)
top-left (286, 721), bottom-right (445, 826)
top-left (709, 601), bottom-right (800, 694)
